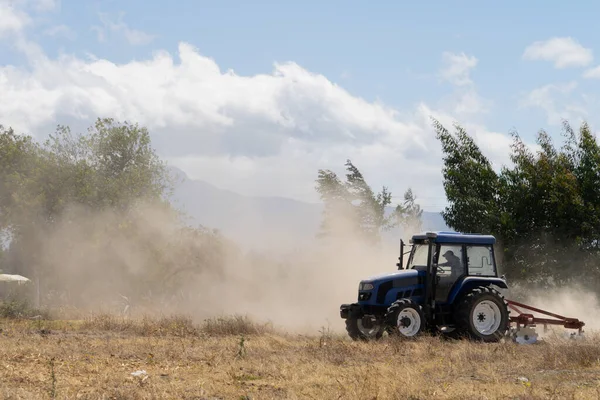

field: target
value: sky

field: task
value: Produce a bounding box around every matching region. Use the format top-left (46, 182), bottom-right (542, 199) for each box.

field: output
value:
top-left (2, 0), bottom-right (600, 211)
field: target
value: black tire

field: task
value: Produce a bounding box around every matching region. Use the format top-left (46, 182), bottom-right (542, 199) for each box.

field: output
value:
top-left (345, 317), bottom-right (385, 341)
top-left (454, 286), bottom-right (509, 342)
top-left (384, 299), bottom-right (426, 338)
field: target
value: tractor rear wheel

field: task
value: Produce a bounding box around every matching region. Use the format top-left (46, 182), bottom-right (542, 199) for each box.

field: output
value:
top-left (385, 299), bottom-right (425, 338)
top-left (454, 286), bottom-right (509, 342)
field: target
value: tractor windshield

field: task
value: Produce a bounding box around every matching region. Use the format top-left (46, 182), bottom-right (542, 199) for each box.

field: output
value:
top-left (407, 244), bottom-right (429, 269)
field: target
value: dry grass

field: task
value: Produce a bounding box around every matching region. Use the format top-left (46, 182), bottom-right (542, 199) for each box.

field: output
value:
top-left (1, 315), bottom-right (600, 399)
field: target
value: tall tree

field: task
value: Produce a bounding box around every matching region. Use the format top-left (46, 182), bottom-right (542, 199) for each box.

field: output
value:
top-left (434, 118), bottom-right (600, 286)
top-left (432, 118), bottom-right (503, 235)
top-left (0, 118), bottom-right (181, 306)
top-left (41, 118), bottom-right (174, 212)
top-left (315, 167), bottom-right (355, 240)
top-left (316, 159), bottom-right (419, 244)
top-left (571, 122), bottom-right (600, 249)
top-left (343, 160), bottom-right (394, 241)
top-left (395, 188), bottom-right (424, 234)
top-left (0, 126), bottom-right (42, 234)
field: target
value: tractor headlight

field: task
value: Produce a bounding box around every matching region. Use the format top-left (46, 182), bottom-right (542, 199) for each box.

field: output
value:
top-left (359, 282), bottom-right (374, 291)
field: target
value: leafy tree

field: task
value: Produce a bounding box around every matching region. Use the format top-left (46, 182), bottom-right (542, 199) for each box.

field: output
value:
top-left (570, 122), bottom-right (600, 249)
top-left (315, 167), bottom-right (355, 240)
top-left (343, 160), bottom-right (394, 241)
top-left (316, 159), bottom-right (420, 244)
top-left (395, 188), bottom-right (424, 233)
top-left (434, 118), bottom-right (600, 286)
top-left (39, 118), bottom-right (174, 213)
top-left (432, 119), bottom-right (503, 235)
top-left (0, 126), bottom-right (42, 233)
top-left (0, 118), bottom-right (186, 307)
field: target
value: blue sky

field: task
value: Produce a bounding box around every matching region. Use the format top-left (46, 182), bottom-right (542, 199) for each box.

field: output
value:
top-left (1, 0), bottom-right (600, 210)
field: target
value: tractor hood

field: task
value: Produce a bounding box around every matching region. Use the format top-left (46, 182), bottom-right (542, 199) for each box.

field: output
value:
top-left (361, 268), bottom-right (422, 284)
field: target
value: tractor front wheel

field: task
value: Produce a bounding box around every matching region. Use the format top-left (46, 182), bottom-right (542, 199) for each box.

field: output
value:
top-left (345, 316), bottom-right (386, 341)
top-left (454, 286), bottom-right (509, 342)
top-left (385, 299), bottom-right (425, 338)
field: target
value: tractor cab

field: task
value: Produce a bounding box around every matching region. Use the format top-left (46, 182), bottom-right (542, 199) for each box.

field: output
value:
top-left (404, 231), bottom-right (501, 306)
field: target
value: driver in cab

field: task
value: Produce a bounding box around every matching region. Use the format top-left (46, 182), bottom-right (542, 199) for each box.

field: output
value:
top-left (438, 250), bottom-right (462, 279)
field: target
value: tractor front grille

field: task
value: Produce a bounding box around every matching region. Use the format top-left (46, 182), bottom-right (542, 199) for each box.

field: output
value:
top-left (358, 292), bottom-right (372, 301)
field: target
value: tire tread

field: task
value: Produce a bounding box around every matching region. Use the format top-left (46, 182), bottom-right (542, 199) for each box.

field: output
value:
top-left (384, 298), bottom-right (426, 338)
top-left (454, 285), bottom-right (509, 342)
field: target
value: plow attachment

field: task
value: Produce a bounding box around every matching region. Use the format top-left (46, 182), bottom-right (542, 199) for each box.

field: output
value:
top-left (505, 299), bottom-right (585, 343)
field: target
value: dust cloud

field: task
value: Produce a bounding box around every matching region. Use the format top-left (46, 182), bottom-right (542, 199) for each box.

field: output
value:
top-left (20, 190), bottom-right (596, 339)
top-left (506, 284), bottom-right (600, 335)
top-left (9, 196), bottom-right (401, 335)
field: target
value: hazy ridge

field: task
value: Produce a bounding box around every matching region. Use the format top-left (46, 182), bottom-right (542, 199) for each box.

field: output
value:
top-left (169, 167), bottom-right (449, 252)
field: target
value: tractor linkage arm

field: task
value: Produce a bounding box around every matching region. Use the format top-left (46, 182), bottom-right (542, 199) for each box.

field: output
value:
top-left (506, 299), bottom-right (585, 333)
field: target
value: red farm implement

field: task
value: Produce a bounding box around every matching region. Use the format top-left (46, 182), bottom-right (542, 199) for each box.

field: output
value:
top-left (506, 299), bottom-right (585, 343)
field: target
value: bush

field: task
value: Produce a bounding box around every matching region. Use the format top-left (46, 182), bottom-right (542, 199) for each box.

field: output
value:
top-left (0, 299), bottom-right (50, 319)
top-left (201, 315), bottom-right (274, 336)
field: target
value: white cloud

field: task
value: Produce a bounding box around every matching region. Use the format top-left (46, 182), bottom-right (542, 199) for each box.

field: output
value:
top-left (93, 12), bottom-right (155, 45)
top-left (519, 81), bottom-right (590, 126)
top-left (0, 1), bottom-right (31, 37)
top-left (583, 65), bottom-right (600, 79)
top-left (439, 52), bottom-right (478, 86)
top-left (43, 24), bottom-right (75, 40)
top-left (523, 37), bottom-right (593, 69)
top-left (0, 0), bottom-right (60, 38)
top-left (30, 0), bottom-right (59, 12)
top-left (0, 43), bottom-right (431, 155)
top-left (437, 52), bottom-right (490, 116)
top-left (0, 25), bottom-right (517, 211)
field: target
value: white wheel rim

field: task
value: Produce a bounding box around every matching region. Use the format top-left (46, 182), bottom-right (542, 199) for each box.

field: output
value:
top-left (357, 320), bottom-right (381, 337)
top-left (396, 308), bottom-right (421, 336)
top-left (472, 300), bottom-right (502, 335)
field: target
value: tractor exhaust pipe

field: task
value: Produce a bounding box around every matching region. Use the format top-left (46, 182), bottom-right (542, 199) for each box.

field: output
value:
top-left (397, 239), bottom-right (404, 270)
top-left (396, 239), bottom-right (413, 270)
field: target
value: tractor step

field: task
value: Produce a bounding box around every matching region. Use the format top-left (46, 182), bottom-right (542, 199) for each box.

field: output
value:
top-left (437, 325), bottom-right (456, 332)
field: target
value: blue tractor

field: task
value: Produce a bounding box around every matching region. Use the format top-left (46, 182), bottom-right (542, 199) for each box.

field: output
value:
top-left (340, 231), bottom-right (511, 342)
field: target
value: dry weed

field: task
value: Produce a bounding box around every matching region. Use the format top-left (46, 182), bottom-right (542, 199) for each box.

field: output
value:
top-left (201, 315), bottom-right (275, 336)
top-left (1, 315), bottom-right (600, 399)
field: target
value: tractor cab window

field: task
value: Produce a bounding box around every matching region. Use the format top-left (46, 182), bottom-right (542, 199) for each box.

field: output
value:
top-left (407, 244), bottom-right (429, 270)
top-left (466, 245), bottom-right (495, 276)
top-left (436, 245), bottom-right (464, 278)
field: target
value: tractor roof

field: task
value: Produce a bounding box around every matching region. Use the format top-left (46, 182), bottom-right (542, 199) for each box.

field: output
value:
top-left (411, 231), bottom-right (496, 245)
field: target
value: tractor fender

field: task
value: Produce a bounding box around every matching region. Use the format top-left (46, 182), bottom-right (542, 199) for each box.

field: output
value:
top-left (447, 277), bottom-right (508, 305)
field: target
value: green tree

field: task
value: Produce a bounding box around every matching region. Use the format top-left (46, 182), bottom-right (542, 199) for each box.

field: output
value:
top-left (432, 119), bottom-right (504, 235)
top-left (343, 160), bottom-right (394, 241)
top-left (315, 167), bottom-right (356, 240)
top-left (0, 126), bottom-right (42, 233)
top-left (316, 159), bottom-right (420, 244)
top-left (570, 122), bottom-right (600, 249)
top-left (434, 118), bottom-right (600, 286)
top-left (0, 118), bottom-right (182, 306)
top-left (40, 118), bottom-right (174, 212)
top-left (395, 188), bottom-right (424, 233)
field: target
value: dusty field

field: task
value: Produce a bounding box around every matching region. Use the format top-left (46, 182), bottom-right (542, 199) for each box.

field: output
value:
top-left (0, 315), bottom-right (599, 400)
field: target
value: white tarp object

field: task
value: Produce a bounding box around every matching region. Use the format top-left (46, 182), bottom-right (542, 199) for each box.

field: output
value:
top-left (0, 274), bottom-right (31, 283)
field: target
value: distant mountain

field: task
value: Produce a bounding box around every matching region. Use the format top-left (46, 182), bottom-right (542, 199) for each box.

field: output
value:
top-left (169, 167), bottom-right (449, 251)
